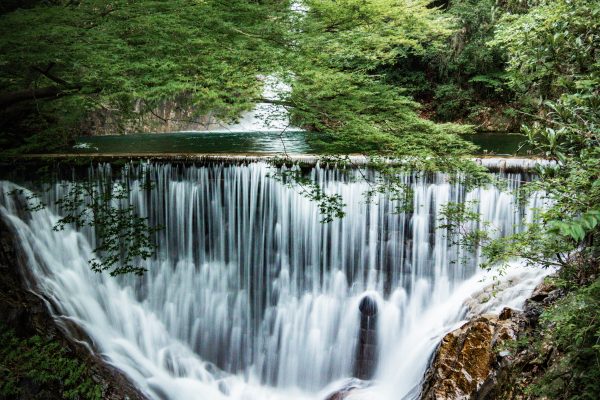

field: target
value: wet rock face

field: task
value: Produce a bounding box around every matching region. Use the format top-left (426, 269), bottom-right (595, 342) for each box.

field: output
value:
top-left (324, 385), bottom-right (356, 400)
top-left (420, 311), bottom-right (522, 400)
top-left (523, 280), bottom-right (562, 328)
top-left (84, 97), bottom-right (221, 135)
top-left (359, 295), bottom-right (378, 316)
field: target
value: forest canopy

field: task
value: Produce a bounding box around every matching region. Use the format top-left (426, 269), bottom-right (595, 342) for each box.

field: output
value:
top-left (0, 0), bottom-right (289, 150)
top-left (2, 1), bottom-right (596, 159)
top-left (1, 1), bottom-right (599, 398)
top-left (0, 0), bottom-right (481, 162)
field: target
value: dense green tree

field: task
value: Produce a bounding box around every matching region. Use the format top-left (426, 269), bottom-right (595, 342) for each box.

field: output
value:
top-left (443, 1), bottom-right (599, 397)
top-left (374, 0), bottom-right (515, 126)
top-left (0, 0), bottom-right (289, 151)
top-left (286, 0), bottom-right (481, 162)
top-left (0, 0), bottom-right (484, 168)
top-left (492, 0), bottom-right (600, 104)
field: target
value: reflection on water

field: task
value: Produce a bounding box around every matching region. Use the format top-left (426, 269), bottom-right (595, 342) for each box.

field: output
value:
top-left (466, 132), bottom-right (529, 155)
top-left (72, 131), bottom-right (310, 154)
top-left (72, 131), bottom-right (526, 155)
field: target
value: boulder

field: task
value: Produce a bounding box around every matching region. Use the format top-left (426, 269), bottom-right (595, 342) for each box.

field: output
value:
top-left (529, 280), bottom-right (557, 302)
top-left (421, 276), bottom-right (568, 400)
top-left (325, 387), bottom-right (355, 400)
top-left (523, 278), bottom-right (562, 328)
top-left (420, 311), bottom-right (522, 400)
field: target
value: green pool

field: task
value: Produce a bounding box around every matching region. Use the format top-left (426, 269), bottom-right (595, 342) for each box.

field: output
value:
top-left (71, 131), bottom-right (528, 155)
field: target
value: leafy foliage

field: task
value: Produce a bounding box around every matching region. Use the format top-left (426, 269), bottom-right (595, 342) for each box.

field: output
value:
top-left (491, 0), bottom-right (600, 102)
top-left (550, 210), bottom-right (600, 243)
top-left (52, 180), bottom-right (160, 276)
top-left (0, 325), bottom-right (102, 399)
top-left (381, 0), bottom-right (514, 124)
top-left (10, 168), bottom-right (161, 276)
top-left (529, 278), bottom-right (600, 400)
top-left (0, 0), bottom-right (290, 151)
top-left (433, 83), bottom-right (474, 121)
top-left (286, 0), bottom-right (481, 160)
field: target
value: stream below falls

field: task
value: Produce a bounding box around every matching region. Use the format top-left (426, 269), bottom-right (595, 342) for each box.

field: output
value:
top-left (0, 161), bottom-right (548, 400)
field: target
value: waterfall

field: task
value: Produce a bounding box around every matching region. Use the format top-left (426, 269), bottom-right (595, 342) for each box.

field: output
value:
top-left (208, 76), bottom-right (300, 133)
top-left (0, 162), bottom-right (547, 400)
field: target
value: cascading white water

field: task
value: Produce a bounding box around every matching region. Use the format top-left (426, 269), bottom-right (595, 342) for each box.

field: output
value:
top-left (0, 162), bottom-right (547, 400)
top-left (208, 75), bottom-right (299, 133)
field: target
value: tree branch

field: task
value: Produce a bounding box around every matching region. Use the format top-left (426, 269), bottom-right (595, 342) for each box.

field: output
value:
top-left (0, 86), bottom-right (73, 109)
top-left (32, 65), bottom-right (71, 87)
top-left (0, 85), bottom-right (100, 109)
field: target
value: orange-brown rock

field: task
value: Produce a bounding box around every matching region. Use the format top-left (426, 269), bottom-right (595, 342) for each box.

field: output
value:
top-left (420, 311), bottom-right (521, 400)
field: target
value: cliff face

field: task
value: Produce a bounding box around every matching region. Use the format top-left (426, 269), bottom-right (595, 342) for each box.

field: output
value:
top-left (83, 97), bottom-right (223, 135)
top-left (0, 215), bottom-right (148, 400)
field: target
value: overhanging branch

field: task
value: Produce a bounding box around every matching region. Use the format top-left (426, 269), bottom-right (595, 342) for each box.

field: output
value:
top-left (0, 86), bottom-right (75, 109)
top-left (32, 65), bottom-right (71, 87)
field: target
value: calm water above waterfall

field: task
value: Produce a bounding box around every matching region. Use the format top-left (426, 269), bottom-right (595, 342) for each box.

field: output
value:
top-left (71, 131), bottom-right (527, 156)
top-left (73, 130), bottom-right (311, 154)
top-left (0, 162), bottom-right (547, 399)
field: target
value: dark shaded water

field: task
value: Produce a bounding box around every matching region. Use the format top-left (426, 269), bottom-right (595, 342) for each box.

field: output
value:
top-left (72, 131), bottom-right (311, 154)
top-left (466, 133), bottom-right (529, 155)
top-left (72, 131), bottom-right (526, 155)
